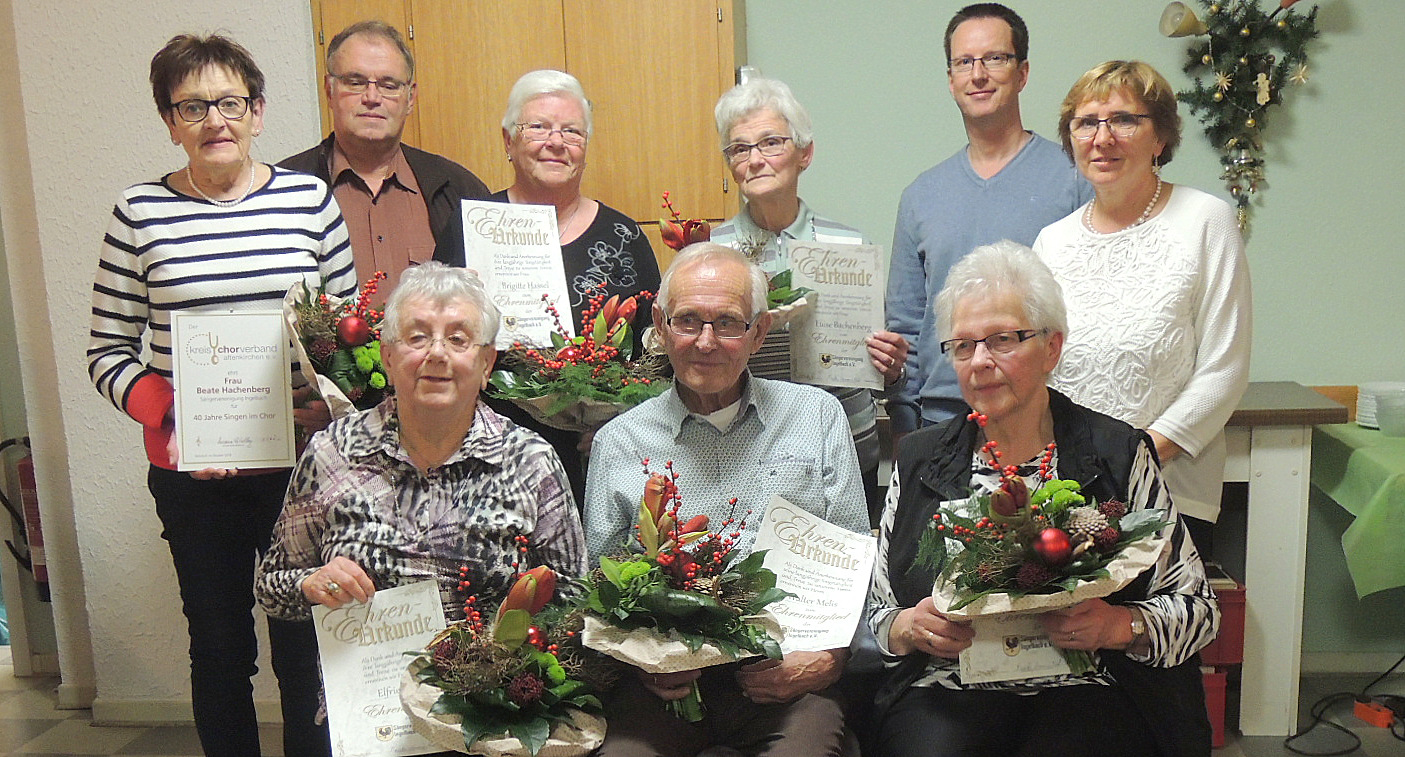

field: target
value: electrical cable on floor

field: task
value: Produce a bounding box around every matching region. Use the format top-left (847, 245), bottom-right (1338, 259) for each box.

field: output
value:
top-left (1281, 651), bottom-right (1405, 755)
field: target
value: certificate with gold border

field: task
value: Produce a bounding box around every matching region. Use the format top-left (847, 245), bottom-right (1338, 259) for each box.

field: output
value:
top-left (171, 310), bottom-right (295, 470)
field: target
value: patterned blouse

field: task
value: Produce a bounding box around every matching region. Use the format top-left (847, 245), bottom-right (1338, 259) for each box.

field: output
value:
top-left (256, 398), bottom-right (586, 622)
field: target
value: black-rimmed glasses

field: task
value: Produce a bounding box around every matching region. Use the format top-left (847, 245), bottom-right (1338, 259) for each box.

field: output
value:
top-left (1069, 114), bottom-right (1153, 140)
top-left (667, 314), bottom-right (754, 339)
top-left (171, 96), bottom-right (253, 123)
top-left (940, 329), bottom-right (1046, 360)
top-left (722, 136), bottom-right (792, 164)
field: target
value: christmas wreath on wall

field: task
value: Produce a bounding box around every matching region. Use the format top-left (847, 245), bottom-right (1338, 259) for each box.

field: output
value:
top-left (1161, 0), bottom-right (1320, 234)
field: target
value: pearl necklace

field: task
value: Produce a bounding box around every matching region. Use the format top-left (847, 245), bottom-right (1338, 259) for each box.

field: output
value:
top-left (1083, 177), bottom-right (1163, 233)
top-left (186, 163), bottom-right (257, 207)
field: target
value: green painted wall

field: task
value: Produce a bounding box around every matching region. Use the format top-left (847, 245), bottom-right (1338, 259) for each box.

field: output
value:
top-left (744, 0), bottom-right (1404, 385)
top-left (745, 1), bottom-right (1404, 658)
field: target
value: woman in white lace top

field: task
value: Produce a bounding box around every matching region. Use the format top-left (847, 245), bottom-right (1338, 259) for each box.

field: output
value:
top-left (1033, 61), bottom-right (1251, 533)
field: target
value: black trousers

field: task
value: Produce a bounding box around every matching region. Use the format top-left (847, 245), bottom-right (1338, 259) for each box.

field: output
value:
top-left (148, 466), bottom-right (330, 757)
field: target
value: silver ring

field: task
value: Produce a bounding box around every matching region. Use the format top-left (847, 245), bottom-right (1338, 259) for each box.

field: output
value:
top-left (326, 580), bottom-right (342, 595)
top-left (1069, 630), bottom-right (1077, 640)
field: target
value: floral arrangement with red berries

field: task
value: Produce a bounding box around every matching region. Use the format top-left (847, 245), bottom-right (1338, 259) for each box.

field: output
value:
top-left (578, 461), bottom-right (790, 720)
top-left (658, 190), bottom-right (711, 252)
top-left (286, 272), bottom-right (390, 415)
top-left (658, 190), bottom-right (810, 313)
top-left (914, 412), bottom-right (1169, 613)
top-left (490, 287), bottom-right (670, 431)
top-left (403, 563), bottom-right (610, 757)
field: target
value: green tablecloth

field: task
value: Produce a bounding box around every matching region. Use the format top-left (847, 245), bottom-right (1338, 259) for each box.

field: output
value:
top-left (1311, 423), bottom-right (1405, 598)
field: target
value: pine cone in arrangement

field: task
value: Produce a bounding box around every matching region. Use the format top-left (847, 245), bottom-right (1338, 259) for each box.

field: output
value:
top-left (1098, 499), bottom-right (1128, 520)
top-left (1016, 561), bottom-right (1056, 590)
top-left (1065, 506), bottom-right (1109, 541)
top-left (1093, 526), bottom-right (1121, 554)
top-left (506, 671), bottom-right (545, 706)
top-left (308, 338), bottom-right (337, 364)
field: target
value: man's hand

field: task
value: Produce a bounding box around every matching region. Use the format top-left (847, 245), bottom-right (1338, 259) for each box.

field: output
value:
top-left (735, 648), bottom-right (847, 704)
top-left (636, 668), bottom-right (701, 701)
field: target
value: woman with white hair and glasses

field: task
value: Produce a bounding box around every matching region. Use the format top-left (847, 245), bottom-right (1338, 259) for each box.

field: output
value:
top-left (710, 76), bottom-right (909, 526)
top-left (867, 241), bottom-right (1217, 757)
top-left (257, 261), bottom-right (585, 661)
top-left (437, 69), bottom-right (660, 500)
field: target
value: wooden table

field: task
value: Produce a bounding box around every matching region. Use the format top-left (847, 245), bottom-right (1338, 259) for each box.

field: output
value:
top-left (1223, 382), bottom-right (1347, 737)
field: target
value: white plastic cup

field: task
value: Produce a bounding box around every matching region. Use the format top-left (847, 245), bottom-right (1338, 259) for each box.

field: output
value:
top-left (1375, 390), bottom-right (1405, 437)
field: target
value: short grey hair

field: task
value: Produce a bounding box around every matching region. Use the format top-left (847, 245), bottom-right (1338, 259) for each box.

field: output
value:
top-left (713, 77), bottom-right (813, 151)
top-left (381, 262), bottom-right (499, 344)
top-left (502, 69), bottom-right (593, 137)
top-left (657, 243), bottom-right (768, 320)
top-left (326, 21), bottom-right (414, 82)
top-left (934, 240), bottom-right (1067, 353)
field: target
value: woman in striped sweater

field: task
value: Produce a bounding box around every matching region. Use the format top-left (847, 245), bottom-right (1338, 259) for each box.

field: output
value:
top-left (87, 34), bottom-right (355, 757)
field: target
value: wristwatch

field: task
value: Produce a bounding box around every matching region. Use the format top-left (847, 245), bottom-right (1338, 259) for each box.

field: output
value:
top-left (1128, 609), bottom-right (1147, 642)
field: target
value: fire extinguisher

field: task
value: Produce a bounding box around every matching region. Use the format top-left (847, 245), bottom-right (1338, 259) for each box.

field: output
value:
top-left (1, 436), bottom-right (47, 602)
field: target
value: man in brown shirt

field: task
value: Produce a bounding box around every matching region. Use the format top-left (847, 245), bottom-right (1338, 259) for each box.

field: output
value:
top-left (281, 20), bottom-right (489, 306)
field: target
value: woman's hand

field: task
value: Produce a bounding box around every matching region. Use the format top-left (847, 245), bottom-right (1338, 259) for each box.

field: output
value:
top-left (165, 421), bottom-right (238, 480)
top-left (867, 331), bottom-right (910, 386)
top-left (889, 597), bottom-right (974, 658)
top-left (636, 668), bottom-right (701, 701)
top-left (1040, 599), bottom-right (1134, 651)
top-left (292, 385), bottom-right (333, 433)
top-left (1146, 429), bottom-right (1185, 463)
top-left (301, 555), bottom-right (376, 609)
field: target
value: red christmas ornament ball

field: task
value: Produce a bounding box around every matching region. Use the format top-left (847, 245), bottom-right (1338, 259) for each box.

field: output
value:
top-left (337, 316), bottom-right (371, 347)
top-left (525, 625), bottom-right (547, 650)
top-left (1033, 527), bottom-right (1073, 567)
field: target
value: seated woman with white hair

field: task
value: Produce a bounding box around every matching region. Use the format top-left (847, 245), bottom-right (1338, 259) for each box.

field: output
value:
top-left (256, 261), bottom-right (586, 646)
top-left (866, 241), bottom-right (1218, 757)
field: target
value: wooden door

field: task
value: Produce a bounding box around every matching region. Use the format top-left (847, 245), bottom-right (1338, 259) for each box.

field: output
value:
top-left (409, 0), bottom-right (566, 193)
top-left (310, 0), bottom-right (420, 147)
top-left (562, 0), bottom-right (737, 231)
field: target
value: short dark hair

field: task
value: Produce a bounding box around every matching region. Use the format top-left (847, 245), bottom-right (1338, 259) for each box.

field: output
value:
top-left (326, 21), bottom-right (414, 82)
top-left (944, 3), bottom-right (1029, 65)
top-left (149, 34), bottom-right (265, 115)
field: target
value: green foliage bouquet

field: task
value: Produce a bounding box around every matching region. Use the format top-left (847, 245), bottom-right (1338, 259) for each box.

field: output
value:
top-left (579, 462), bottom-right (791, 721)
top-left (284, 272), bottom-right (390, 417)
top-left (491, 288), bottom-right (670, 432)
top-left (402, 567), bottom-right (609, 757)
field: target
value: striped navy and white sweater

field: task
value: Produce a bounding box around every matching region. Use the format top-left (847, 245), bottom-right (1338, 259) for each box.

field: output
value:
top-left (88, 165), bottom-right (356, 468)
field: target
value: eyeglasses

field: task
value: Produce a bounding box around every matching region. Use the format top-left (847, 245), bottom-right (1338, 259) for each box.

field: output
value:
top-left (515, 122), bottom-right (587, 146)
top-left (940, 329), bottom-right (1046, 360)
top-left (171, 96), bottom-right (253, 123)
top-left (948, 53), bottom-right (1019, 74)
top-left (722, 136), bottom-right (792, 164)
top-left (1069, 113), bottom-right (1153, 140)
top-left (328, 73), bottom-right (410, 98)
top-left (396, 332), bottom-right (486, 353)
top-left (667, 314), bottom-right (754, 339)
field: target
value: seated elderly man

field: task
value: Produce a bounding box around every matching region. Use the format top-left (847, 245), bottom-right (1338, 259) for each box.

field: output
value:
top-left (583, 242), bottom-right (868, 757)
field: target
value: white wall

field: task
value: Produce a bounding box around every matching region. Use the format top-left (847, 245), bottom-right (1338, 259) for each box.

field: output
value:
top-left (0, 0), bottom-right (323, 720)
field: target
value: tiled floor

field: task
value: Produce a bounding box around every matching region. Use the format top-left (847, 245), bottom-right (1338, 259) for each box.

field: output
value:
top-left (0, 647), bottom-right (283, 757)
top-left (2, 645), bottom-right (1401, 756)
